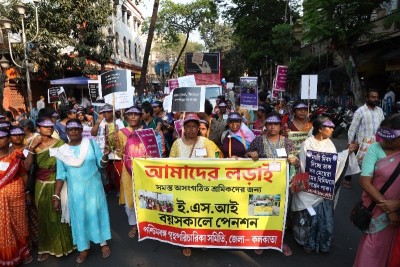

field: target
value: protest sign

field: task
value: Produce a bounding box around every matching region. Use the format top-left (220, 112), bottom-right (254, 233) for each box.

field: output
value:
top-left (171, 87), bottom-right (205, 112)
top-left (88, 81), bottom-right (104, 106)
top-left (240, 77), bottom-right (258, 110)
top-left (174, 120), bottom-right (183, 138)
top-left (274, 65), bottom-right (288, 91)
top-left (288, 132), bottom-right (309, 153)
top-left (136, 129), bottom-right (161, 158)
top-left (192, 52), bottom-right (204, 65)
top-left (178, 75), bottom-right (197, 87)
top-left (48, 87), bottom-right (60, 103)
top-left (168, 79), bottom-right (180, 92)
top-left (132, 158), bottom-right (288, 250)
top-left (305, 150), bottom-right (338, 200)
top-left (104, 86), bottom-right (135, 110)
top-left (301, 75), bottom-right (318, 100)
top-left (100, 69), bottom-right (130, 97)
top-left (82, 125), bottom-right (94, 140)
top-left (57, 87), bottom-right (68, 106)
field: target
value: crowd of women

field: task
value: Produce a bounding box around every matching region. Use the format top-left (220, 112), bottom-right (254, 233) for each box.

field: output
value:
top-left (0, 92), bottom-right (398, 266)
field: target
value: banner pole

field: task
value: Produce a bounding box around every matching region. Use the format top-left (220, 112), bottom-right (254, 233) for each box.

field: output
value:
top-left (182, 112), bottom-right (186, 137)
top-left (308, 75), bottom-right (311, 115)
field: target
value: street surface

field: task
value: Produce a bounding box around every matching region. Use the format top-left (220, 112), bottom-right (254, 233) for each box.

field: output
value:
top-left (29, 134), bottom-right (362, 267)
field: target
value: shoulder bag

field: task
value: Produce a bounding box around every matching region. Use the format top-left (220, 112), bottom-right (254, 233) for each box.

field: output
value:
top-left (350, 162), bottom-right (400, 231)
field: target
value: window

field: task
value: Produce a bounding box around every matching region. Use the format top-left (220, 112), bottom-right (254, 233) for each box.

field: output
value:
top-left (115, 32), bottom-right (119, 55)
top-left (123, 37), bottom-right (127, 57)
top-left (128, 40), bottom-right (132, 59)
top-left (122, 6), bottom-right (126, 23)
top-left (134, 43), bottom-right (138, 62)
top-left (127, 11), bottom-right (132, 27)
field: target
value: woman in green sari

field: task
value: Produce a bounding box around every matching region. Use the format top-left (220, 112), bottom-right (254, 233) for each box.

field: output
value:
top-left (25, 118), bottom-right (74, 261)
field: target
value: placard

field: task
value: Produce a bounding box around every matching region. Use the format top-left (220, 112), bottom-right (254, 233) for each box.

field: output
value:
top-left (177, 75), bottom-right (197, 87)
top-left (171, 87), bottom-right (205, 112)
top-left (192, 52), bottom-right (204, 65)
top-left (174, 120), bottom-right (183, 138)
top-left (133, 158), bottom-right (288, 250)
top-left (274, 65), bottom-right (288, 91)
top-left (48, 87), bottom-right (60, 103)
top-left (57, 87), bottom-right (69, 106)
top-left (104, 86), bottom-right (135, 110)
top-left (252, 129), bottom-right (262, 137)
top-left (136, 129), bottom-right (161, 158)
top-left (88, 81), bottom-right (105, 106)
top-left (305, 150), bottom-right (338, 200)
top-left (288, 132), bottom-right (309, 153)
top-left (100, 69), bottom-right (130, 97)
top-left (168, 79), bottom-right (180, 92)
top-left (240, 77), bottom-right (258, 110)
top-left (301, 75), bottom-right (318, 100)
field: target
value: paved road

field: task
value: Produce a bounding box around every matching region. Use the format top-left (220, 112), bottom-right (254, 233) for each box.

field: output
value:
top-left (29, 135), bottom-right (363, 267)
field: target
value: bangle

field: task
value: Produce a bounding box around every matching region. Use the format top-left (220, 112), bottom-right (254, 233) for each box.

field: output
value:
top-left (26, 149), bottom-right (35, 155)
top-left (101, 158), bottom-right (108, 163)
top-left (52, 194), bottom-right (60, 200)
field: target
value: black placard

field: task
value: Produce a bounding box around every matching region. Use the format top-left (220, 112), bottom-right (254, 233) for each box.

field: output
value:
top-left (100, 70), bottom-right (128, 97)
top-left (171, 87), bottom-right (203, 112)
top-left (48, 87), bottom-right (60, 103)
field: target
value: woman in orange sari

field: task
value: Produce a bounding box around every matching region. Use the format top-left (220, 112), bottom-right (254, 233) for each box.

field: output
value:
top-left (0, 128), bottom-right (33, 266)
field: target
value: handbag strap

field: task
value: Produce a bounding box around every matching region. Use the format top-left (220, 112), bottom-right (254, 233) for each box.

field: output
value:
top-left (188, 137), bottom-right (198, 158)
top-left (367, 159), bottom-right (400, 212)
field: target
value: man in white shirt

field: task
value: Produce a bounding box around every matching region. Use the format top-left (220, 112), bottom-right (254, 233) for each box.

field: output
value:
top-left (383, 86), bottom-right (396, 114)
top-left (36, 96), bottom-right (45, 111)
top-left (344, 89), bottom-right (384, 188)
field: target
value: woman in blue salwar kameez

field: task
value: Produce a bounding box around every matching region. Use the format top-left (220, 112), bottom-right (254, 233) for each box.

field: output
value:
top-left (52, 119), bottom-right (112, 264)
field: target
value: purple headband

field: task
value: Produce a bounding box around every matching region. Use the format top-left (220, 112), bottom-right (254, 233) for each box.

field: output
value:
top-left (77, 110), bottom-right (84, 115)
top-left (293, 103), bottom-right (308, 109)
top-left (52, 112), bottom-right (58, 117)
top-left (323, 121), bottom-right (335, 128)
top-left (37, 119), bottom-right (54, 127)
top-left (0, 130), bottom-right (8, 138)
top-left (66, 121), bottom-right (83, 129)
top-left (0, 122), bottom-right (10, 128)
top-left (265, 115), bottom-right (282, 124)
top-left (125, 107), bottom-right (142, 114)
top-left (377, 127), bottom-right (400, 140)
top-left (0, 115), bottom-right (4, 119)
top-left (10, 127), bottom-right (25, 136)
top-left (69, 109), bottom-right (77, 113)
top-left (227, 112), bottom-right (242, 121)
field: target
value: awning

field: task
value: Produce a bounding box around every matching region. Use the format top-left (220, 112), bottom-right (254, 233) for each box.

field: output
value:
top-left (50, 76), bottom-right (92, 85)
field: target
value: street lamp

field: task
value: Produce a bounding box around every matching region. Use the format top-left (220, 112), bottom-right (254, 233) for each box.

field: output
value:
top-left (0, 1), bottom-right (40, 118)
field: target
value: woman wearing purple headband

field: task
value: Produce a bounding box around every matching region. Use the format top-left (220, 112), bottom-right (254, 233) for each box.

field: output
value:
top-left (52, 119), bottom-right (112, 263)
top-left (24, 117), bottom-right (74, 261)
top-left (0, 128), bottom-right (34, 265)
top-left (291, 116), bottom-right (358, 254)
top-left (286, 101), bottom-right (312, 133)
top-left (246, 112), bottom-right (298, 256)
top-left (354, 115), bottom-right (400, 267)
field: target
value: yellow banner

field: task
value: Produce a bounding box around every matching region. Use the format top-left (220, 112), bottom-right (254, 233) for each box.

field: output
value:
top-left (132, 158), bottom-right (288, 250)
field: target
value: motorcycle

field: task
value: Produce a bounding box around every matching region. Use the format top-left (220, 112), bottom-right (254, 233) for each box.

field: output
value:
top-left (332, 107), bottom-right (354, 138)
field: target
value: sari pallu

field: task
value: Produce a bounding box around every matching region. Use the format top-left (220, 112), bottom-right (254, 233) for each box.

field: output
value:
top-left (0, 150), bottom-right (30, 266)
top-left (354, 151), bottom-right (400, 267)
top-left (35, 140), bottom-right (74, 257)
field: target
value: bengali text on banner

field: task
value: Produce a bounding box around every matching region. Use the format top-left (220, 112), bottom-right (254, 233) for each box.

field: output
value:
top-left (132, 158), bottom-right (288, 251)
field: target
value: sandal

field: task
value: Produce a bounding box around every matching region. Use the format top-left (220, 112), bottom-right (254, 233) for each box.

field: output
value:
top-left (254, 249), bottom-right (263, 255)
top-left (282, 243), bottom-right (292, 256)
top-left (342, 181), bottom-right (352, 189)
top-left (23, 255), bottom-right (33, 265)
top-left (76, 250), bottom-right (89, 264)
top-left (101, 245), bottom-right (111, 259)
top-left (128, 226), bottom-right (137, 238)
top-left (182, 248), bottom-right (192, 257)
top-left (37, 253), bottom-right (49, 262)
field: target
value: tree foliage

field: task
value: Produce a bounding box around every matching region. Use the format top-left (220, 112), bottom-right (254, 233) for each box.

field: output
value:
top-left (302, 0), bottom-right (391, 105)
top-left (1, 0), bottom-right (113, 79)
top-left (154, 0), bottom-right (217, 78)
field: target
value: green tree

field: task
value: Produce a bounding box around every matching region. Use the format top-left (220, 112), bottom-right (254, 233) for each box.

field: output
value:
top-left (154, 0), bottom-right (217, 78)
top-left (1, 0), bottom-right (113, 79)
top-left (302, 0), bottom-right (391, 105)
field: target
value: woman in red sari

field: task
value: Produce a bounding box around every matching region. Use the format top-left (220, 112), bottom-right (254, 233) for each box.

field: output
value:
top-left (0, 128), bottom-right (33, 266)
top-left (354, 115), bottom-right (400, 267)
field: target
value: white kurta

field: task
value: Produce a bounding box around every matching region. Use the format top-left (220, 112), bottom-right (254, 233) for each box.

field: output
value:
top-left (291, 136), bottom-right (349, 211)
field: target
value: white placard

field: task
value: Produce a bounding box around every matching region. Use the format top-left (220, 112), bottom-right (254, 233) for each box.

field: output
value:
top-left (227, 82), bottom-right (234, 90)
top-left (163, 94), bottom-right (173, 112)
top-left (301, 75), bottom-right (318, 100)
top-left (178, 75), bottom-right (197, 87)
top-left (104, 86), bottom-right (135, 110)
